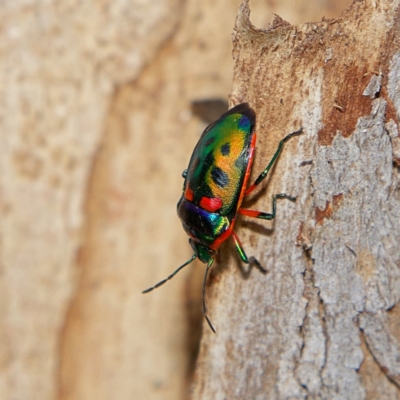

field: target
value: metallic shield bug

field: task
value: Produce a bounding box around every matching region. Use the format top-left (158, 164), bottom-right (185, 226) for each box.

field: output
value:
top-left (143, 103), bottom-right (302, 332)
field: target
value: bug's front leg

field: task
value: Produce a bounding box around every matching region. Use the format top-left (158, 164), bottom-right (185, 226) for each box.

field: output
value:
top-left (245, 128), bottom-right (303, 196)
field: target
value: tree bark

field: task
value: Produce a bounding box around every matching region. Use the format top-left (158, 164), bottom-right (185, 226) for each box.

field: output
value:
top-left (191, 1), bottom-right (400, 399)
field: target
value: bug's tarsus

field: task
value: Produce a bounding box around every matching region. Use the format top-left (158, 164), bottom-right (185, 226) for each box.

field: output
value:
top-left (277, 193), bottom-right (296, 202)
top-left (282, 127), bottom-right (303, 143)
top-left (262, 193), bottom-right (296, 220)
top-left (202, 257), bottom-right (216, 333)
top-left (142, 254), bottom-right (197, 294)
top-left (231, 232), bottom-right (268, 274)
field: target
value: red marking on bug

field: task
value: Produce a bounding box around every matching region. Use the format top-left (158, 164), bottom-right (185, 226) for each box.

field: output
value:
top-left (200, 196), bottom-right (223, 212)
top-left (185, 187), bottom-right (194, 201)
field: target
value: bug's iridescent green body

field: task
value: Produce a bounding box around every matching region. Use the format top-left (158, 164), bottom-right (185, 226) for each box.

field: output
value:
top-left (143, 102), bottom-right (303, 333)
top-left (177, 104), bottom-right (256, 262)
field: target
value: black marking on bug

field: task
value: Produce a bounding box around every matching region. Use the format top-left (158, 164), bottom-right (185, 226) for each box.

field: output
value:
top-left (211, 166), bottom-right (229, 188)
top-left (203, 151), bottom-right (215, 170)
top-left (190, 151), bottom-right (215, 202)
top-left (220, 143), bottom-right (230, 156)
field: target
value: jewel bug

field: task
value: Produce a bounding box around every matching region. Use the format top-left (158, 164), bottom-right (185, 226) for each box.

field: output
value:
top-left (143, 103), bottom-right (302, 332)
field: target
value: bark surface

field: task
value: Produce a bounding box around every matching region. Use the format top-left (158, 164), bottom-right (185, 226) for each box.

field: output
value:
top-left (192, 1), bottom-right (400, 399)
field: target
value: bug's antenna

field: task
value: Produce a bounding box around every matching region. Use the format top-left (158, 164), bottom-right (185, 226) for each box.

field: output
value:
top-left (202, 258), bottom-right (216, 333)
top-left (142, 254), bottom-right (197, 293)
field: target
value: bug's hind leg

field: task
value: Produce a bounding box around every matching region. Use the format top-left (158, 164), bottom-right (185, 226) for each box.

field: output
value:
top-left (239, 193), bottom-right (296, 221)
top-left (231, 231), bottom-right (267, 273)
top-left (245, 128), bottom-right (303, 196)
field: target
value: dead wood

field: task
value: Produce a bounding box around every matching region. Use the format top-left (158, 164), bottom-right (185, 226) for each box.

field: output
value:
top-left (191, 1), bottom-right (400, 398)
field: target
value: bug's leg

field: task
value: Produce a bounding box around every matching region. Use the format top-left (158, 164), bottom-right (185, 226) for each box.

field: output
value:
top-left (245, 128), bottom-right (303, 196)
top-left (142, 254), bottom-right (197, 293)
top-left (202, 257), bottom-right (216, 333)
top-left (239, 193), bottom-right (296, 221)
top-left (231, 231), bottom-right (267, 273)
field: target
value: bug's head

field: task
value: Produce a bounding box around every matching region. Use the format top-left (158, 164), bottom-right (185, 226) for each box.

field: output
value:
top-left (189, 239), bottom-right (215, 263)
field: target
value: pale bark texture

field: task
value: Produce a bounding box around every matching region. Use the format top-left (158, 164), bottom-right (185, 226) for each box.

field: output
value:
top-left (192, 1), bottom-right (400, 399)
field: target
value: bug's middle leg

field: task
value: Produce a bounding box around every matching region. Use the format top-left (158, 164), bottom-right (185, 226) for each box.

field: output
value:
top-left (231, 231), bottom-right (267, 273)
top-left (239, 193), bottom-right (296, 221)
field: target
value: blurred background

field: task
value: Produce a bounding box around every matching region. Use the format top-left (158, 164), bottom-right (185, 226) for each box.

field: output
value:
top-left (0, 1), bottom-right (351, 399)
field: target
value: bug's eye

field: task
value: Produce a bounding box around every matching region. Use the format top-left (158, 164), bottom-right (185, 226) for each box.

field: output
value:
top-left (182, 169), bottom-right (188, 178)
